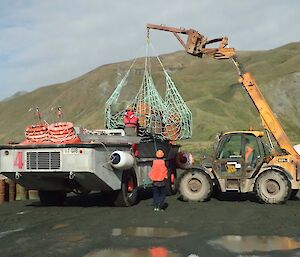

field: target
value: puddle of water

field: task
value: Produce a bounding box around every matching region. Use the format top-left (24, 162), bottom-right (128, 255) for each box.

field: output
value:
top-left (0, 228), bottom-right (24, 239)
top-left (83, 247), bottom-right (179, 257)
top-left (112, 227), bottom-right (188, 238)
top-left (236, 255), bottom-right (270, 257)
top-left (52, 223), bottom-right (69, 230)
top-left (208, 235), bottom-right (300, 253)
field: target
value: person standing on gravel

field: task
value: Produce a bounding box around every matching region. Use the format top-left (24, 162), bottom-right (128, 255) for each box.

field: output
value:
top-left (149, 149), bottom-right (168, 211)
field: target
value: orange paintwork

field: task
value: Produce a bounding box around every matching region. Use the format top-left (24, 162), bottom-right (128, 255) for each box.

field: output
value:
top-left (224, 130), bottom-right (264, 138)
top-left (239, 72), bottom-right (299, 157)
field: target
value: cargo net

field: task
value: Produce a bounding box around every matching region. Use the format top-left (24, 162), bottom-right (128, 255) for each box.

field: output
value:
top-left (105, 43), bottom-right (192, 141)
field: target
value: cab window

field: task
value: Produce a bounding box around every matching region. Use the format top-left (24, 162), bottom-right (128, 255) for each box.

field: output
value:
top-left (218, 135), bottom-right (242, 159)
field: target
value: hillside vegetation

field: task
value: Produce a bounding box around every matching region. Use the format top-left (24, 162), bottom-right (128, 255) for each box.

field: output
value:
top-left (1, 42), bottom-right (300, 155)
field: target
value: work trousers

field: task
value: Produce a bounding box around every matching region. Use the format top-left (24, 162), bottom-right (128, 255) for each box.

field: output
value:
top-left (152, 185), bottom-right (166, 209)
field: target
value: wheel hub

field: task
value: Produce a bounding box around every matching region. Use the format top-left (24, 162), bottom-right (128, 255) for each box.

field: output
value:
top-left (127, 177), bottom-right (135, 193)
top-left (188, 178), bottom-right (202, 192)
top-left (266, 179), bottom-right (280, 195)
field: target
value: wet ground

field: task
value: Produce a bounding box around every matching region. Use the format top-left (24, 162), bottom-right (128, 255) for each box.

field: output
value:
top-left (1, 191), bottom-right (300, 257)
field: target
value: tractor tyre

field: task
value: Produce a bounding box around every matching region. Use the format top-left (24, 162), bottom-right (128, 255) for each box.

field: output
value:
top-left (179, 170), bottom-right (212, 202)
top-left (255, 170), bottom-right (291, 204)
top-left (114, 169), bottom-right (139, 207)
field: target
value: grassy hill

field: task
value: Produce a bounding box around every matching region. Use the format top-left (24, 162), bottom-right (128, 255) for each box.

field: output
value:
top-left (1, 42), bottom-right (300, 156)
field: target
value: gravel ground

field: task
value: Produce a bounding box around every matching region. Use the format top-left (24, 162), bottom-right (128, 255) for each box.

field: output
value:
top-left (0, 191), bottom-right (300, 257)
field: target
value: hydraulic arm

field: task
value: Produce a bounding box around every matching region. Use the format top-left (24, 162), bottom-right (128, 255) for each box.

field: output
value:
top-left (147, 24), bottom-right (299, 156)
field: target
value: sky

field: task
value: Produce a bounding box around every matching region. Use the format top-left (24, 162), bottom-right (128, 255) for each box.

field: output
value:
top-left (0, 0), bottom-right (300, 100)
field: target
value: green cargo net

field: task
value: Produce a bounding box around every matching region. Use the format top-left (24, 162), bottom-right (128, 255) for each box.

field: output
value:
top-left (105, 42), bottom-right (192, 141)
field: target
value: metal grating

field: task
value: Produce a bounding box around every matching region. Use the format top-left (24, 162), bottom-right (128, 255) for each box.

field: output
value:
top-left (26, 152), bottom-right (61, 170)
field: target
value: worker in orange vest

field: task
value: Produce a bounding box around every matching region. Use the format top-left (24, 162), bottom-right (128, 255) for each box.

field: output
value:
top-left (123, 107), bottom-right (139, 136)
top-left (149, 149), bottom-right (168, 211)
top-left (245, 138), bottom-right (254, 165)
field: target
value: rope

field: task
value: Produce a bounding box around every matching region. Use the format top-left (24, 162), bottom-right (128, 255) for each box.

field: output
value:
top-left (149, 41), bottom-right (167, 72)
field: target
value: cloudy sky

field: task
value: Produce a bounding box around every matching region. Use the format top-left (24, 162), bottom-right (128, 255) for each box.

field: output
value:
top-left (0, 0), bottom-right (299, 99)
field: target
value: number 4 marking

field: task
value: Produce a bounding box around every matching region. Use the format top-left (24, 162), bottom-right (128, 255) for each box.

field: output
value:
top-left (14, 152), bottom-right (24, 169)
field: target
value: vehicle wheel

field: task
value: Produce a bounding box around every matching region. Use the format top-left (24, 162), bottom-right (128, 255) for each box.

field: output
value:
top-left (166, 170), bottom-right (177, 196)
top-left (38, 190), bottom-right (66, 206)
top-left (73, 188), bottom-right (91, 196)
top-left (179, 170), bottom-right (212, 202)
top-left (114, 169), bottom-right (139, 207)
top-left (255, 170), bottom-right (291, 204)
top-left (290, 189), bottom-right (299, 199)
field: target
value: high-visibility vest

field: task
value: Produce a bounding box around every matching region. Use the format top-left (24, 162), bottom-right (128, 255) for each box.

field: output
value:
top-left (245, 146), bottom-right (254, 162)
top-left (149, 159), bottom-right (168, 181)
top-left (123, 112), bottom-right (138, 127)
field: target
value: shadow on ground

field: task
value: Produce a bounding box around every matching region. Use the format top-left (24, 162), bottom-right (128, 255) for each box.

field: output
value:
top-left (26, 189), bottom-right (153, 207)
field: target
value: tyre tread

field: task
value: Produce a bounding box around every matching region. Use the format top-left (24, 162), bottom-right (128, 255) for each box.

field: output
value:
top-left (179, 170), bottom-right (212, 202)
top-left (255, 170), bottom-right (291, 204)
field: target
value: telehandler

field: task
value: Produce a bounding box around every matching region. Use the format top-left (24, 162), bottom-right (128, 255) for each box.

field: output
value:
top-left (147, 24), bottom-right (300, 204)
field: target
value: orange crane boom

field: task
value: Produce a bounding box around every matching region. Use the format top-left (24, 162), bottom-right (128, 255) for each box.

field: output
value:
top-left (147, 24), bottom-right (299, 156)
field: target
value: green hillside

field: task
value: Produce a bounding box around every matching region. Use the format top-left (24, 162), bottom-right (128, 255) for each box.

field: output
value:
top-left (1, 42), bottom-right (300, 155)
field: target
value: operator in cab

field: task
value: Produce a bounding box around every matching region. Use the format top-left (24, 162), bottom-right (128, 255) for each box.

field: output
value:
top-left (245, 138), bottom-right (254, 166)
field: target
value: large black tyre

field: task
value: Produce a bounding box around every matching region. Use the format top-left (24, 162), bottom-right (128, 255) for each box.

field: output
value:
top-left (166, 170), bottom-right (177, 196)
top-left (114, 169), bottom-right (139, 207)
top-left (179, 170), bottom-right (212, 202)
top-left (255, 170), bottom-right (291, 204)
top-left (38, 191), bottom-right (66, 206)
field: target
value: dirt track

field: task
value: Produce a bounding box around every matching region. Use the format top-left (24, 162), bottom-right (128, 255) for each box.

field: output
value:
top-left (1, 192), bottom-right (300, 257)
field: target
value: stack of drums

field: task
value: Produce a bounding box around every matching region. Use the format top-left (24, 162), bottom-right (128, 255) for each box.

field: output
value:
top-left (15, 185), bottom-right (39, 201)
top-left (16, 184), bottom-right (27, 200)
top-left (28, 190), bottom-right (39, 200)
top-left (0, 174), bottom-right (39, 204)
top-left (0, 178), bottom-right (15, 204)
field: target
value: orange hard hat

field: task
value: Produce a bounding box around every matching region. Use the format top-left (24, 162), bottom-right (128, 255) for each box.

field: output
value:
top-left (156, 149), bottom-right (164, 158)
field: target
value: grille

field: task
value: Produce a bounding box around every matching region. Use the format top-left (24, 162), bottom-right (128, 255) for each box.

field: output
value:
top-left (26, 152), bottom-right (61, 170)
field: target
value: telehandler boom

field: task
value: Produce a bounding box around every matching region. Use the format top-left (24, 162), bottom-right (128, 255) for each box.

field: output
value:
top-left (147, 24), bottom-right (300, 204)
